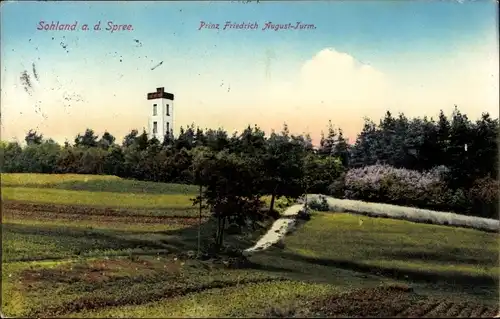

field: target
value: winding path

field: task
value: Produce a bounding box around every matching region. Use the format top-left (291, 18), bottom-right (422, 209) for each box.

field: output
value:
top-left (243, 204), bottom-right (305, 255)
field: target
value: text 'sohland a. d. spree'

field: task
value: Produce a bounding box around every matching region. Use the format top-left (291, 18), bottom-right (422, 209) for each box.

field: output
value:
top-left (37, 21), bottom-right (133, 33)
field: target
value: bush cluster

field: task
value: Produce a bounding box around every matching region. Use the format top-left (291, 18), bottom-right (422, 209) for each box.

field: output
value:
top-left (307, 195), bottom-right (330, 212)
top-left (344, 165), bottom-right (498, 219)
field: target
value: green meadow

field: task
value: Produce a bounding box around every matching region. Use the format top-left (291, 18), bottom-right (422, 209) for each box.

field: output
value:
top-left (2, 173), bottom-right (498, 318)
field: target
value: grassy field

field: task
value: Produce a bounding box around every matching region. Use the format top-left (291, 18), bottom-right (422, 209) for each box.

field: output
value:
top-left (2, 173), bottom-right (498, 318)
top-left (1, 173), bottom-right (200, 194)
top-left (1, 173), bottom-right (199, 211)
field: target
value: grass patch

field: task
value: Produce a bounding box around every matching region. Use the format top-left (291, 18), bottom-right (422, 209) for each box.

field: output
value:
top-left (283, 212), bottom-right (498, 278)
top-left (70, 280), bottom-right (339, 318)
top-left (1, 173), bottom-right (199, 195)
top-left (251, 211), bottom-right (499, 305)
top-left (1, 187), bottom-right (194, 209)
top-left (2, 223), bottom-right (182, 262)
top-left (1, 210), bottom-right (261, 263)
top-left (1, 173), bottom-right (121, 185)
top-left (2, 256), bottom-right (287, 318)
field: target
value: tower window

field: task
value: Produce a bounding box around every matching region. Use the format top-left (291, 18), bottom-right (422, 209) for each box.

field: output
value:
top-left (166, 104), bottom-right (170, 116)
top-left (153, 121), bottom-right (158, 134)
top-left (166, 122), bottom-right (170, 133)
top-left (153, 104), bottom-right (157, 116)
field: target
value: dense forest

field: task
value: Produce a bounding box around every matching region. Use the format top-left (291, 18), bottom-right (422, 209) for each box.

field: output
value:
top-left (1, 106), bottom-right (498, 219)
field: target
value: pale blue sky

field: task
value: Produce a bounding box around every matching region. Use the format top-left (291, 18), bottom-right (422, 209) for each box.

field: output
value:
top-left (1, 0), bottom-right (498, 144)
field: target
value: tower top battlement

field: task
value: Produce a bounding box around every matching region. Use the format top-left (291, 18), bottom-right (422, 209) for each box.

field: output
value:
top-left (147, 87), bottom-right (174, 100)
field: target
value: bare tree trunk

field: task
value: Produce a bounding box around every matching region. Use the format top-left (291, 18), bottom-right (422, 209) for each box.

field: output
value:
top-left (214, 215), bottom-right (223, 251)
top-left (305, 184), bottom-right (308, 209)
top-left (197, 184), bottom-right (202, 256)
top-left (216, 215), bottom-right (222, 245)
top-left (216, 216), bottom-right (226, 250)
top-left (220, 216), bottom-right (226, 247)
top-left (269, 184), bottom-right (279, 213)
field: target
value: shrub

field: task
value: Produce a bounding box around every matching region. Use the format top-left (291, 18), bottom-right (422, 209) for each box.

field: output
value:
top-left (297, 208), bottom-right (311, 221)
top-left (327, 172), bottom-right (346, 198)
top-left (274, 196), bottom-right (296, 211)
top-left (343, 164), bottom-right (498, 218)
top-left (344, 165), bottom-right (446, 208)
top-left (468, 176), bottom-right (499, 219)
top-left (304, 154), bottom-right (345, 195)
top-left (307, 195), bottom-right (330, 211)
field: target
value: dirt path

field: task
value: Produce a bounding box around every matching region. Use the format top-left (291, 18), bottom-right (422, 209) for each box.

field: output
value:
top-left (243, 204), bottom-right (305, 255)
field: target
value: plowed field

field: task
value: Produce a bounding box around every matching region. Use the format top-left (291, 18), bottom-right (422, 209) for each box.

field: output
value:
top-left (289, 286), bottom-right (499, 318)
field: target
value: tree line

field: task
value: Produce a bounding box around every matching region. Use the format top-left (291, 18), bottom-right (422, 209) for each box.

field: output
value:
top-left (1, 106), bottom-right (498, 226)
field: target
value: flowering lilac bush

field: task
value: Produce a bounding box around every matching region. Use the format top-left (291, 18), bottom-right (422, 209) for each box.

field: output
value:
top-left (343, 164), bottom-right (478, 215)
top-left (345, 165), bottom-right (441, 199)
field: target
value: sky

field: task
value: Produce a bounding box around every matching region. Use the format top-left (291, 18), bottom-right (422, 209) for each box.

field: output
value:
top-left (1, 0), bottom-right (498, 146)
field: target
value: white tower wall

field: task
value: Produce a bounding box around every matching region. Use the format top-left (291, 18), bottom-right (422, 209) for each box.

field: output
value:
top-left (146, 87), bottom-right (174, 143)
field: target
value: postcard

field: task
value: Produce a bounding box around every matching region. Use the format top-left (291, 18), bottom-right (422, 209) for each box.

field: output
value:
top-left (1, 1), bottom-right (499, 318)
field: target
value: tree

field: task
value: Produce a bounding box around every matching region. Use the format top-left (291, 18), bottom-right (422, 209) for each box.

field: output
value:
top-left (375, 111), bottom-right (397, 165)
top-left (192, 149), bottom-right (264, 252)
top-left (332, 128), bottom-right (350, 167)
top-left (103, 146), bottom-right (125, 176)
top-left (0, 141), bottom-right (23, 172)
top-left (263, 124), bottom-right (306, 213)
top-left (303, 153), bottom-right (344, 195)
top-left (174, 125), bottom-right (196, 151)
top-left (123, 129), bottom-right (139, 148)
top-left (447, 106), bottom-right (473, 189)
top-left (98, 131), bottom-right (116, 149)
top-left (74, 128), bottom-right (98, 148)
top-left (318, 120), bottom-right (338, 156)
top-left (135, 129), bottom-right (149, 151)
top-left (25, 130), bottom-right (43, 145)
top-left (469, 113), bottom-right (498, 180)
top-left (417, 116), bottom-right (440, 170)
top-left (205, 128), bottom-right (230, 152)
top-left (236, 125), bottom-right (267, 157)
top-left (18, 140), bottom-right (60, 173)
top-left (436, 109), bottom-right (451, 167)
top-left (162, 132), bottom-right (174, 148)
top-left (190, 146), bottom-right (213, 255)
top-left (75, 147), bottom-right (106, 174)
top-left (350, 118), bottom-right (379, 167)
top-left (301, 133), bottom-right (315, 153)
top-left (194, 127), bottom-right (207, 148)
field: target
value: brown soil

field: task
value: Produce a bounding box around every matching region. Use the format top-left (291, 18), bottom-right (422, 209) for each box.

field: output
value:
top-left (19, 258), bottom-right (182, 288)
top-left (279, 285), bottom-right (499, 318)
top-left (2, 200), bottom-right (205, 219)
top-left (2, 201), bottom-right (208, 225)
